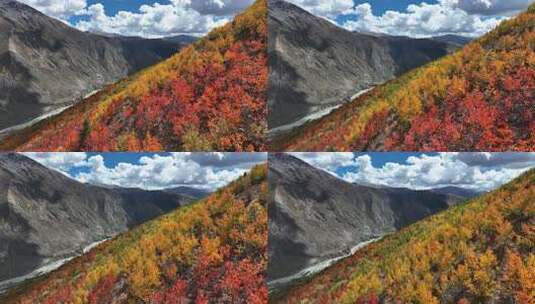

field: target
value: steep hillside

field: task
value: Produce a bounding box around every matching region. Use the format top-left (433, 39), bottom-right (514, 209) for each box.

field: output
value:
top-left (0, 0), bottom-right (188, 130)
top-left (275, 3), bottom-right (535, 151)
top-left (268, 0), bottom-right (457, 131)
top-left (0, 153), bottom-right (197, 285)
top-left (0, 0), bottom-right (267, 152)
top-left (1, 164), bottom-right (268, 304)
top-left (277, 168), bottom-right (535, 304)
top-left (268, 154), bottom-right (466, 284)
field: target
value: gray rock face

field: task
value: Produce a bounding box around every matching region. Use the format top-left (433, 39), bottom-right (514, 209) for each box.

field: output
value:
top-left (0, 153), bottom-right (200, 282)
top-left (268, 0), bottom-right (458, 129)
top-left (0, 0), bottom-right (194, 129)
top-left (268, 153), bottom-right (469, 281)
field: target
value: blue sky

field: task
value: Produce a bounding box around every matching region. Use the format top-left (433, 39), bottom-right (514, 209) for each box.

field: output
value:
top-left (23, 152), bottom-right (267, 190)
top-left (353, 0), bottom-right (437, 13)
top-left (68, 0), bottom-right (157, 24)
top-left (20, 152), bottom-right (535, 192)
top-left (19, 0), bottom-right (533, 38)
top-left (291, 152), bottom-right (535, 191)
top-left (287, 0), bottom-right (532, 37)
top-left (66, 152), bottom-right (164, 176)
top-left (19, 0), bottom-right (255, 37)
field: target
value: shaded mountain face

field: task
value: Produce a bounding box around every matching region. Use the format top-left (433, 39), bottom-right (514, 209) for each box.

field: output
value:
top-left (0, 153), bottom-right (197, 283)
top-left (430, 186), bottom-right (482, 198)
top-left (268, 154), bottom-right (469, 281)
top-left (164, 186), bottom-right (211, 200)
top-left (0, 0), bottom-right (191, 130)
top-left (431, 34), bottom-right (473, 49)
top-left (163, 34), bottom-right (199, 45)
top-left (267, 0), bottom-right (458, 129)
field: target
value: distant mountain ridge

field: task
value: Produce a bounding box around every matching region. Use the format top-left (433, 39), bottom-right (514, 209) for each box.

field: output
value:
top-left (268, 0), bottom-right (461, 130)
top-left (0, 0), bottom-right (192, 130)
top-left (0, 153), bottom-right (201, 284)
top-left (268, 153), bottom-right (471, 285)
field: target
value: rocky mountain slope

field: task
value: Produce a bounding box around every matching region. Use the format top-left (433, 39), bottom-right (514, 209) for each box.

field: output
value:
top-left (0, 0), bottom-right (192, 130)
top-left (0, 153), bottom-right (200, 284)
top-left (268, 0), bottom-right (459, 130)
top-left (0, 0), bottom-right (267, 152)
top-left (277, 168), bottom-right (535, 304)
top-left (268, 154), bottom-right (469, 283)
top-left (2, 164), bottom-right (268, 304)
top-left (277, 3), bottom-right (535, 151)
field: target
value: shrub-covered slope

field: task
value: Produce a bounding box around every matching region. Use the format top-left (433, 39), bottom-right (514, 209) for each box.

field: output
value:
top-left (0, 0), bottom-right (267, 152)
top-left (2, 165), bottom-right (268, 304)
top-left (276, 3), bottom-right (535, 151)
top-left (276, 168), bottom-right (535, 304)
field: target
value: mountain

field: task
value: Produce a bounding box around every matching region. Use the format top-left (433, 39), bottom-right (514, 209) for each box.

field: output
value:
top-left (0, 153), bottom-right (199, 286)
top-left (0, 0), bottom-right (267, 152)
top-left (267, 0), bottom-right (459, 131)
top-left (164, 186), bottom-right (211, 200)
top-left (430, 186), bottom-right (482, 198)
top-left (0, 0), bottom-right (189, 130)
top-left (1, 164), bottom-right (268, 304)
top-left (276, 168), bottom-right (535, 304)
top-left (268, 154), bottom-right (468, 284)
top-left (163, 34), bottom-right (199, 45)
top-left (431, 34), bottom-right (473, 48)
top-left (276, 3), bottom-right (535, 151)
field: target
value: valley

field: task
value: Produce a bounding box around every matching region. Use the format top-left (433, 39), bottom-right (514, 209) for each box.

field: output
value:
top-left (268, 88), bottom-right (374, 139)
top-left (267, 0), bottom-right (466, 135)
top-left (1, 163), bottom-right (268, 304)
top-left (0, 153), bottom-right (207, 293)
top-left (0, 0), bottom-right (194, 131)
top-left (275, 167), bottom-right (535, 304)
top-left (267, 153), bottom-right (475, 294)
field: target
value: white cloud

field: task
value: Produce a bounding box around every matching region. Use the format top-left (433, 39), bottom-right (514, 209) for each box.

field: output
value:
top-left (342, 2), bottom-right (503, 37)
top-left (291, 153), bottom-right (535, 192)
top-left (186, 0), bottom-right (255, 16)
top-left (453, 152), bottom-right (535, 168)
top-left (289, 152), bottom-right (355, 171)
top-left (286, 0), bottom-right (532, 38)
top-left (23, 153), bottom-right (266, 191)
top-left (184, 152), bottom-right (268, 168)
top-left (440, 0), bottom-right (532, 16)
top-left (22, 152), bottom-right (88, 172)
top-left (284, 0), bottom-right (354, 18)
top-left (18, 0), bottom-right (87, 20)
top-left (17, 0), bottom-right (254, 37)
top-left (75, 2), bottom-right (229, 37)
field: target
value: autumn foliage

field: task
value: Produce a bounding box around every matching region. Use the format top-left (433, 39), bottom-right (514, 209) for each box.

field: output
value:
top-left (276, 2), bottom-right (535, 151)
top-left (277, 169), bottom-right (535, 304)
top-left (2, 164), bottom-right (268, 304)
top-left (0, 0), bottom-right (267, 152)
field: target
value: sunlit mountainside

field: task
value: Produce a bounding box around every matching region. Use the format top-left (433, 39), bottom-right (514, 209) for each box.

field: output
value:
top-left (276, 3), bottom-right (535, 152)
top-left (1, 0), bottom-right (267, 152)
top-left (2, 164), bottom-right (268, 304)
top-left (276, 168), bottom-right (535, 304)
